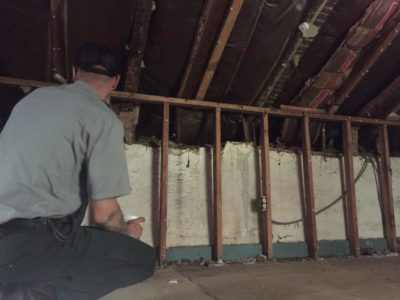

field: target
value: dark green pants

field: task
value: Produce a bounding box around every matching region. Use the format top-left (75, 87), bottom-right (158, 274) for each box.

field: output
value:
top-left (0, 221), bottom-right (156, 299)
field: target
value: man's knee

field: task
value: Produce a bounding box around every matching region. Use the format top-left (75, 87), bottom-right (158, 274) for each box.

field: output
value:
top-left (129, 240), bottom-right (157, 280)
top-left (109, 236), bottom-right (156, 282)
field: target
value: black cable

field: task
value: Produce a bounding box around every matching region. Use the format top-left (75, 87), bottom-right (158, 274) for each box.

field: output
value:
top-left (272, 155), bottom-right (369, 226)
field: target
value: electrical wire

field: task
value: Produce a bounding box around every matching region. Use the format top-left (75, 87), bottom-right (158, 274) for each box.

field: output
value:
top-left (271, 154), bottom-right (370, 226)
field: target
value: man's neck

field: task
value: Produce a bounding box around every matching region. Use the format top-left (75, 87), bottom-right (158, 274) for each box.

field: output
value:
top-left (75, 76), bottom-right (109, 102)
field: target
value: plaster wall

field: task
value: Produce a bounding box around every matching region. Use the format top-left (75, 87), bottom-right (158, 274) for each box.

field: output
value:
top-left (112, 142), bottom-right (394, 248)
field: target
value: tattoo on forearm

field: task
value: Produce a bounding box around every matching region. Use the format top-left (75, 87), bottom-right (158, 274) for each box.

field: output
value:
top-left (95, 206), bottom-right (128, 234)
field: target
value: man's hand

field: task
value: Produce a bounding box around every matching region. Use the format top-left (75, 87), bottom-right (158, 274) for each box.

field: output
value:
top-left (126, 217), bottom-right (145, 239)
top-left (90, 199), bottom-right (145, 239)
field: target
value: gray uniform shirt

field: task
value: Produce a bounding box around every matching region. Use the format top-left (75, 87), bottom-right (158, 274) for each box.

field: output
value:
top-left (0, 81), bottom-right (131, 223)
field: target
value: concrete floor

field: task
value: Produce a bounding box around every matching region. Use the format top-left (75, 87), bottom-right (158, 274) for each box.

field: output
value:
top-left (102, 255), bottom-right (400, 300)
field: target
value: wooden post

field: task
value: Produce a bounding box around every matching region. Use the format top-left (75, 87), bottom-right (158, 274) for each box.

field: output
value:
top-left (301, 114), bottom-right (318, 259)
top-left (378, 125), bottom-right (397, 252)
top-left (260, 113), bottom-right (273, 258)
top-left (120, 0), bottom-right (153, 144)
top-left (342, 120), bottom-right (360, 256)
top-left (159, 103), bottom-right (170, 264)
top-left (213, 107), bottom-right (223, 261)
top-left (49, 0), bottom-right (67, 80)
top-left (195, 0), bottom-right (244, 100)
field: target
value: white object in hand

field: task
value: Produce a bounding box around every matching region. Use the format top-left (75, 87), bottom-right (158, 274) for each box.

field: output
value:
top-left (124, 215), bottom-right (139, 222)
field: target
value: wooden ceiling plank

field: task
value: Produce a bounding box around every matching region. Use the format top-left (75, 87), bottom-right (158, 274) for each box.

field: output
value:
top-left (195, 0), bottom-right (244, 100)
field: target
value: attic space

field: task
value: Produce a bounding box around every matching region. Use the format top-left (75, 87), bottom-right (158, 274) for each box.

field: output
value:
top-left (2, 1), bottom-right (400, 298)
top-left (1, 0), bottom-right (400, 151)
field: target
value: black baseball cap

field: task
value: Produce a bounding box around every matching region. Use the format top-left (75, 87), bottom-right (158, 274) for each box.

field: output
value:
top-left (74, 42), bottom-right (122, 77)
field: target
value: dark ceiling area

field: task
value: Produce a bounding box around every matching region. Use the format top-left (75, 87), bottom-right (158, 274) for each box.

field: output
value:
top-left (1, 0), bottom-right (400, 152)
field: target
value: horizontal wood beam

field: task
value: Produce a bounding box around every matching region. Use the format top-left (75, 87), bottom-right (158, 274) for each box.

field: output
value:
top-left (280, 105), bottom-right (326, 114)
top-left (2, 76), bottom-right (400, 126)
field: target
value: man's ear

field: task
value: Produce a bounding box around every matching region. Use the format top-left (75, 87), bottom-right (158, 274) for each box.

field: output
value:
top-left (111, 75), bottom-right (120, 90)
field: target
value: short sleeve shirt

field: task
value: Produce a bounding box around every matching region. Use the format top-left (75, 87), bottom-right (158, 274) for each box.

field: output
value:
top-left (0, 81), bottom-right (132, 223)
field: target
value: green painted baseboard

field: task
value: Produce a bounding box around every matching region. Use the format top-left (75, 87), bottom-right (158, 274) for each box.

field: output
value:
top-left (165, 238), bottom-right (389, 262)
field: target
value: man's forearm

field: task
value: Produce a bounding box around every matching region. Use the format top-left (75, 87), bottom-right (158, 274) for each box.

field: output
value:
top-left (94, 205), bottom-right (128, 234)
top-left (90, 198), bottom-right (128, 234)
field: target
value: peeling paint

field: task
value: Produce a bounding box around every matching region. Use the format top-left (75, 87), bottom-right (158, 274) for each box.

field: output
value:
top-left (81, 142), bottom-right (399, 249)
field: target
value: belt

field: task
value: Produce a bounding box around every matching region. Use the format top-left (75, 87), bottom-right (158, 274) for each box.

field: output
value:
top-left (0, 216), bottom-right (75, 241)
top-left (0, 218), bottom-right (47, 236)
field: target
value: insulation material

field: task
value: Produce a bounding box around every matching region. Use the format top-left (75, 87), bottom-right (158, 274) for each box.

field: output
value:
top-left (255, 0), bottom-right (339, 107)
top-left (275, 0), bottom-right (374, 107)
top-left (224, 0), bottom-right (308, 106)
top-left (338, 32), bottom-right (400, 115)
top-left (358, 75), bottom-right (400, 118)
top-left (294, 0), bottom-right (400, 109)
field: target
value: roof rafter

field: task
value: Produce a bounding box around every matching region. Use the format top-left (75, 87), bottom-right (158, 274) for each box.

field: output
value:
top-left (195, 0), bottom-right (244, 100)
top-left (358, 74), bottom-right (400, 118)
top-left (177, 0), bottom-right (221, 98)
top-left (331, 19), bottom-right (400, 114)
top-left (294, 0), bottom-right (399, 109)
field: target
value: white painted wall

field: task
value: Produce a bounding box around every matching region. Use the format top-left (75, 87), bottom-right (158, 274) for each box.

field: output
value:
top-left (111, 142), bottom-right (396, 247)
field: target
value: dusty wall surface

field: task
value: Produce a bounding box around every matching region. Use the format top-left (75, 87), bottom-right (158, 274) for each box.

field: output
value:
top-left (90, 142), bottom-right (398, 248)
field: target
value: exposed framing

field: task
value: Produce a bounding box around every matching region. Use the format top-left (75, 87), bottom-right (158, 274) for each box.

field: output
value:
top-left (301, 114), bottom-right (318, 259)
top-left (260, 113), bottom-right (272, 258)
top-left (378, 125), bottom-right (397, 252)
top-left (342, 120), bottom-right (360, 256)
top-left (1, 75), bottom-right (399, 263)
top-left (159, 103), bottom-right (170, 263)
top-left (214, 108), bottom-right (223, 260)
